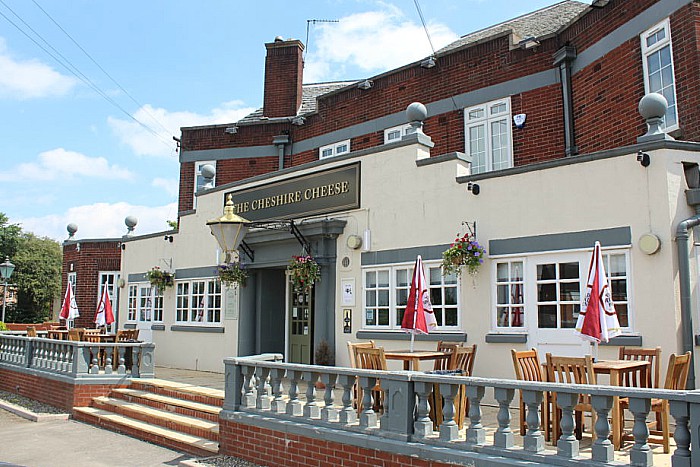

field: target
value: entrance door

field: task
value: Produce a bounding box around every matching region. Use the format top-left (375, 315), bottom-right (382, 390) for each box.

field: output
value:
top-left (288, 286), bottom-right (313, 364)
top-left (137, 285), bottom-right (154, 342)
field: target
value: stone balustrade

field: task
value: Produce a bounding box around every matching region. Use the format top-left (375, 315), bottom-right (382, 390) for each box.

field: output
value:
top-left (223, 355), bottom-right (694, 467)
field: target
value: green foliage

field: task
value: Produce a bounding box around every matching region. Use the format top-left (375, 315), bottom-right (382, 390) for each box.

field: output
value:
top-left (166, 219), bottom-right (178, 230)
top-left (441, 232), bottom-right (486, 277)
top-left (287, 255), bottom-right (321, 292)
top-left (145, 266), bottom-right (174, 292)
top-left (0, 322), bottom-right (7, 331)
top-left (216, 262), bottom-right (248, 287)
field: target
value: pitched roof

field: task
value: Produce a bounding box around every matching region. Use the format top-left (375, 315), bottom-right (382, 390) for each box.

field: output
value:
top-left (437, 1), bottom-right (589, 55)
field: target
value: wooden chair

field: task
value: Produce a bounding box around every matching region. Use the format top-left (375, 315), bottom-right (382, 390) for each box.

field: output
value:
top-left (347, 340), bottom-right (375, 368)
top-left (354, 346), bottom-right (387, 413)
top-left (431, 344), bottom-right (478, 429)
top-left (67, 328), bottom-right (85, 341)
top-left (620, 351), bottom-right (691, 453)
top-left (619, 346), bottom-right (662, 389)
top-left (511, 348), bottom-right (549, 441)
top-left (26, 326), bottom-right (37, 337)
top-left (545, 353), bottom-right (596, 444)
top-left (434, 341), bottom-right (460, 371)
top-left (83, 329), bottom-right (101, 342)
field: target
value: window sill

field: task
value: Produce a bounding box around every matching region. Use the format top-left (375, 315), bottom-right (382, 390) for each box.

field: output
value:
top-left (151, 324), bottom-right (165, 331)
top-left (124, 323), bottom-right (137, 329)
top-left (170, 325), bottom-right (225, 333)
top-left (355, 330), bottom-right (466, 342)
top-left (600, 335), bottom-right (642, 346)
top-left (485, 333), bottom-right (528, 344)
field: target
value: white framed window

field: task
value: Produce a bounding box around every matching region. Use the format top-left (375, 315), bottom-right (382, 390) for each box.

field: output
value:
top-left (67, 272), bottom-right (76, 287)
top-left (464, 98), bottom-right (513, 174)
top-left (175, 279), bottom-right (222, 324)
top-left (97, 271), bottom-right (119, 309)
top-left (641, 19), bottom-right (678, 131)
top-left (491, 249), bottom-right (631, 332)
top-left (319, 140), bottom-right (350, 159)
top-left (194, 160), bottom-right (216, 208)
top-left (363, 261), bottom-right (459, 330)
top-left (127, 284), bottom-right (163, 322)
top-left (384, 124), bottom-right (411, 144)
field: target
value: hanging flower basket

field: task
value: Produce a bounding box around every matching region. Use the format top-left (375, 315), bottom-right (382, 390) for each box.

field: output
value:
top-left (145, 266), bottom-right (174, 291)
top-left (287, 255), bottom-right (321, 292)
top-left (441, 232), bottom-right (486, 277)
top-left (216, 262), bottom-right (248, 287)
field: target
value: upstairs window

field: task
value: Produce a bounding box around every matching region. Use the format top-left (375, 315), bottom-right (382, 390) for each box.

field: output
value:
top-left (319, 140), bottom-right (350, 159)
top-left (641, 19), bottom-right (678, 131)
top-left (384, 124), bottom-right (411, 144)
top-left (193, 160), bottom-right (215, 208)
top-left (464, 98), bottom-right (512, 174)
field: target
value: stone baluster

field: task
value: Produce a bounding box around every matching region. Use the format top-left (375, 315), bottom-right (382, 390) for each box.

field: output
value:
top-left (104, 346), bottom-right (113, 374)
top-left (493, 387), bottom-right (515, 449)
top-left (591, 395), bottom-right (613, 463)
top-left (270, 368), bottom-right (287, 413)
top-left (131, 346), bottom-right (142, 377)
top-left (337, 374), bottom-right (357, 425)
top-left (89, 345), bottom-right (100, 374)
top-left (303, 371), bottom-right (321, 419)
top-left (555, 392), bottom-right (579, 458)
top-left (438, 382), bottom-right (459, 441)
top-left (522, 389), bottom-right (545, 452)
top-left (669, 400), bottom-right (690, 467)
top-left (629, 397), bottom-right (653, 467)
top-left (286, 370), bottom-right (303, 416)
top-left (116, 346), bottom-right (126, 374)
top-left (255, 366), bottom-right (271, 410)
top-left (241, 365), bottom-right (256, 409)
top-left (465, 385), bottom-right (485, 445)
top-left (413, 381), bottom-right (434, 438)
top-left (321, 373), bottom-right (339, 422)
top-left (358, 376), bottom-right (378, 428)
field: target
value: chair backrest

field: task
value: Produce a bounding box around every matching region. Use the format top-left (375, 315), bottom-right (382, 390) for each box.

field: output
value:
top-left (434, 341), bottom-right (461, 370)
top-left (68, 328), bottom-right (85, 341)
top-left (26, 326), bottom-right (37, 337)
top-left (545, 353), bottom-right (596, 385)
top-left (618, 346), bottom-right (662, 388)
top-left (449, 345), bottom-right (477, 376)
top-left (511, 348), bottom-right (544, 382)
top-left (354, 346), bottom-right (387, 371)
top-left (116, 329), bottom-right (140, 342)
top-left (663, 351), bottom-right (691, 390)
top-left (347, 340), bottom-right (375, 368)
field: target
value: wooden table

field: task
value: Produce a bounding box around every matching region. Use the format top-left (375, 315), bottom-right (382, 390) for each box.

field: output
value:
top-left (384, 350), bottom-right (450, 371)
top-left (593, 359), bottom-right (650, 450)
top-left (47, 330), bottom-right (69, 340)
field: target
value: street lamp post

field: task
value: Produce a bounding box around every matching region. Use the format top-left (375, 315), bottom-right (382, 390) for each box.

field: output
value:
top-left (206, 194), bottom-right (251, 263)
top-left (0, 257), bottom-right (16, 323)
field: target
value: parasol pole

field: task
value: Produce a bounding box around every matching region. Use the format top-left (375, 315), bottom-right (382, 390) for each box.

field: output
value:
top-left (410, 310), bottom-right (416, 352)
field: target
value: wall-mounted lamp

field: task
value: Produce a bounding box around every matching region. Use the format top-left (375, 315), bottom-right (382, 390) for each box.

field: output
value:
top-left (591, 0), bottom-right (610, 7)
top-left (121, 243), bottom-right (126, 251)
top-left (420, 57), bottom-right (436, 69)
top-left (637, 150), bottom-right (651, 167)
top-left (357, 80), bottom-right (373, 90)
top-left (518, 37), bottom-right (540, 50)
top-left (164, 235), bottom-right (174, 243)
top-left (75, 242), bottom-right (81, 252)
top-left (225, 126), bottom-right (238, 134)
top-left (291, 116), bottom-right (305, 126)
top-left (467, 182), bottom-right (480, 195)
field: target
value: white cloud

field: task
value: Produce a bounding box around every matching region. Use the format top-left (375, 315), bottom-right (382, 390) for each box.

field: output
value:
top-left (17, 201), bottom-right (178, 242)
top-left (108, 100), bottom-right (257, 158)
top-left (152, 177), bottom-right (178, 197)
top-left (304, 5), bottom-right (458, 83)
top-left (0, 148), bottom-right (133, 182)
top-left (0, 38), bottom-right (78, 99)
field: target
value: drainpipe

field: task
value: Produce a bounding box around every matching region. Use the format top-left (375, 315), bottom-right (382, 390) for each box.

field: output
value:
top-left (677, 189), bottom-right (700, 390)
top-left (553, 46), bottom-right (578, 156)
top-left (273, 135), bottom-right (289, 171)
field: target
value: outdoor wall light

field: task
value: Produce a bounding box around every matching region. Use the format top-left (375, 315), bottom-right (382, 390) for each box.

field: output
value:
top-left (467, 182), bottom-right (480, 195)
top-left (225, 126), bottom-right (238, 134)
top-left (164, 235), bottom-right (174, 243)
top-left (420, 57), bottom-right (436, 69)
top-left (591, 0), bottom-right (610, 7)
top-left (637, 150), bottom-right (651, 167)
top-left (357, 80), bottom-right (373, 90)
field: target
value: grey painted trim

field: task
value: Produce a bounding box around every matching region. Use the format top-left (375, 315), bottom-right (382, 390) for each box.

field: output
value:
top-left (170, 325), bottom-right (225, 333)
top-left (489, 227), bottom-right (632, 256)
top-left (458, 140), bottom-right (700, 184)
top-left (120, 229), bottom-right (177, 243)
top-left (128, 273), bottom-right (147, 282)
top-left (694, 334), bottom-right (700, 347)
top-left (355, 331), bottom-right (467, 342)
top-left (0, 363), bottom-right (132, 386)
top-left (63, 238), bottom-right (122, 245)
top-left (179, 209), bottom-right (196, 217)
top-left (175, 266), bottom-right (217, 280)
top-left (571, 0), bottom-right (692, 74)
top-left (124, 323), bottom-right (137, 329)
top-left (181, 144), bottom-right (279, 163)
top-left (485, 333), bottom-right (528, 344)
top-left (362, 244), bottom-right (451, 266)
top-left (151, 324), bottom-right (165, 331)
top-left (601, 335), bottom-right (643, 346)
top-left (416, 151), bottom-right (471, 167)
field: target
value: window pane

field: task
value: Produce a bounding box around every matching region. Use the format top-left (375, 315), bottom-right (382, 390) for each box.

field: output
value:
top-left (366, 271), bottom-right (376, 288)
top-left (378, 290), bottom-right (389, 307)
top-left (616, 303), bottom-right (629, 327)
top-left (430, 288), bottom-right (442, 305)
top-left (365, 309), bottom-right (376, 326)
top-left (491, 102), bottom-right (507, 115)
top-left (469, 108), bottom-right (484, 120)
top-left (560, 304), bottom-right (579, 328)
top-left (444, 287), bottom-right (457, 305)
top-left (560, 282), bottom-right (580, 302)
top-left (378, 308), bottom-right (390, 325)
top-left (512, 262), bottom-right (523, 280)
top-left (538, 305), bottom-right (557, 328)
top-left (559, 262), bottom-right (579, 280)
top-left (538, 283), bottom-right (557, 302)
top-left (497, 284), bottom-right (509, 305)
top-left (497, 263), bottom-right (509, 282)
top-left (443, 271), bottom-right (457, 285)
top-left (444, 308), bottom-right (458, 326)
top-left (366, 291), bottom-right (376, 306)
top-left (538, 264), bottom-right (556, 280)
top-left (511, 307), bottom-right (524, 327)
top-left (608, 254), bottom-right (626, 276)
top-left (611, 279), bottom-right (627, 301)
top-left (378, 271), bottom-right (389, 287)
top-left (498, 308), bottom-right (509, 327)
top-left (511, 284), bottom-right (523, 304)
top-left (396, 289), bottom-right (408, 306)
top-left (396, 269), bottom-right (408, 287)
top-left (429, 267), bottom-right (441, 285)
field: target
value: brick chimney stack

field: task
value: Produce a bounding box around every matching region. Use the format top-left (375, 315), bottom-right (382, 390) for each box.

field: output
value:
top-left (263, 37), bottom-right (304, 118)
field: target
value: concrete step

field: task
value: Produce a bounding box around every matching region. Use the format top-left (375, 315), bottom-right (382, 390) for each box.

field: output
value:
top-left (111, 388), bottom-right (221, 423)
top-left (130, 379), bottom-right (224, 407)
top-left (92, 396), bottom-right (219, 441)
top-left (74, 406), bottom-right (218, 457)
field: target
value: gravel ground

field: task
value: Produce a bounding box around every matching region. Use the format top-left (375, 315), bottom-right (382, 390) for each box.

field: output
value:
top-left (193, 455), bottom-right (268, 467)
top-left (0, 389), bottom-right (66, 414)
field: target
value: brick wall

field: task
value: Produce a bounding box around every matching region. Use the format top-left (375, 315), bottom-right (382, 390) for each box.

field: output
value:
top-left (62, 241), bottom-right (121, 329)
top-left (220, 419), bottom-right (461, 467)
top-left (0, 366), bottom-right (127, 411)
top-left (263, 40), bottom-right (304, 118)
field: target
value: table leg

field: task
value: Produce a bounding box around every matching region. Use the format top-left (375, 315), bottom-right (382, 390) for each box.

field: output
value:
top-left (403, 360), bottom-right (410, 371)
top-left (611, 370), bottom-right (620, 450)
top-left (413, 359), bottom-right (420, 372)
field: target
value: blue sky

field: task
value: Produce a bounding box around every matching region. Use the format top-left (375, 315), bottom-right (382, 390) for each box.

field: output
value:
top-left (0, 0), bottom-right (568, 241)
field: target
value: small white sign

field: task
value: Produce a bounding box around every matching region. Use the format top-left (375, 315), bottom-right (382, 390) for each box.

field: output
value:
top-left (341, 278), bottom-right (355, 306)
top-left (513, 113), bottom-right (527, 128)
top-left (224, 286), bottom-right (239, 320)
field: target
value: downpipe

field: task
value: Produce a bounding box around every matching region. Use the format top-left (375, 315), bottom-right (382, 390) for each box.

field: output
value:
top-left (676, 214), bottom-right (700, 389)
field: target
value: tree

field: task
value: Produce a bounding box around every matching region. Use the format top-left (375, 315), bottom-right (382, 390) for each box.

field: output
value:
top-left (0, 214), bottom-right (61, 323)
